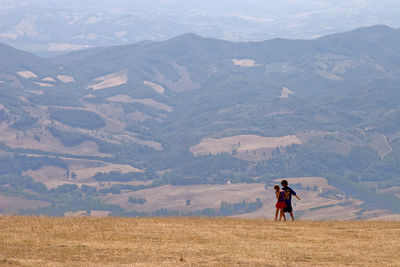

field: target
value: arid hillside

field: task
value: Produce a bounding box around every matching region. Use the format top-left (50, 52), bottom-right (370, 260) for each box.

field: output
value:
top-left (0, 216), bottom-right (399, 266)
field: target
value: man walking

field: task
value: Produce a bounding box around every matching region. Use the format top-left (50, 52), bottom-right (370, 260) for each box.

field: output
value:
top-left (281, 179), bottom-right (300, 221)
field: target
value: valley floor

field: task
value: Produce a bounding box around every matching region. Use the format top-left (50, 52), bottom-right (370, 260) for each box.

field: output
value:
top-left (0, 216), bottom-right (399, 266)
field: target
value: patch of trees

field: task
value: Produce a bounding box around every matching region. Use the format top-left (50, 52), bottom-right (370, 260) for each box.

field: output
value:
top-left (10, 116), bottom-right (38, 130)
top-left (367, 110), bottom-right (400, 135)
top-left (0, 174), bottom-right (47, 194)
top-left (164, 153), bottom-right (249, 185)
top-left (0, 109), bottom-right (8, 122)
top-left (128, 196), bottom-right (146, 204)
top-left (185, 208), bottom-right (216, 217)
top-left (309, 204), bottom-right (336, 211)
top-left (94, 171), bottom-right (147, 182)
top-left (219, 199), bottom-right (263, 216)
top-left (0, 154), bottom-right (67, 175)
top-left (50, 128), bottom-right (93, 147)
top-left (109, 210), bottom-right (148, 217)
top-left (254, 144), bottom-right (380, 179)
top-left (327, 174), bottom-right (400, 213)
top-left (362, 147), bottom-right (400, 182)
top-left (49, 109), bottom-right (106, 130)
top-left (2, 175), bottom-right (128, 217)
top-left (149, 199), bottom-right (263, 218)
top-left (121, 102), bottom-right (165, 119)
top-left (28, 90), bottom-right (82, 107)
top-left (97, 184), bottom-right (149, 194)
top-left (19, 201), bottom-right (125, 217)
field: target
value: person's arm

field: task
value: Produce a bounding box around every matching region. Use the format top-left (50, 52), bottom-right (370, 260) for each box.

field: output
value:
top-left (291, 188), bottom-right (300, 200)
top-left (276, 191), bottom-right (280, 200)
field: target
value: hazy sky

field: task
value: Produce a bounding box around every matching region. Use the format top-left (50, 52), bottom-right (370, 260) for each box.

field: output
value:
top-left (3, 0), bottom-right (400, 28)
top-left (1, 0), bottom-right (399, 54)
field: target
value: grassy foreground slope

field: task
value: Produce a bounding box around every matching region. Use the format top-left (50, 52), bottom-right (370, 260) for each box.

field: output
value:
top-left (0, 217), bottom-right (399, 266)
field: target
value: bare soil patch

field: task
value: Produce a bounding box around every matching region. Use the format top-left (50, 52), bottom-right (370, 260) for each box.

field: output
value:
top-left (34, 82), bottom-right (55, 87)
top-left (144, 80), bottom-right (165, 94)
top-left (24, 90), bottom-right (44, 95)
top-left (279, 87), bottom-right (295, 98)
top-left (86, 69), bottom-right (127, 90)
top-left (56, 75), bottom-right (75, 83)
top-left (42, 77), bottom-right (56, 82)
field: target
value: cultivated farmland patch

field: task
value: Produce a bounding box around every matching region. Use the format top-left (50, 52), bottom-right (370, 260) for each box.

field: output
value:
top-left (190, 134), bottom-right (302, 157)
top-left (107, 94), bottom-right (173, 112)
top-left (144, 80), bottom-right (165, 94)
top-left (232, 59), bottom-right (260, 67)
top-left (86, 69), bottom-right (128, 90)
top-left (57, 75), bottom-right (75, 83)
top-left (16, 70), bottom-right (38, 79)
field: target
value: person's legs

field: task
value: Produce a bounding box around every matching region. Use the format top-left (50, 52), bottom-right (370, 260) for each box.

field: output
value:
top-left (284, 205), bottom-right (295, 221)
top-left (275, 208), bottom-right (279, 221)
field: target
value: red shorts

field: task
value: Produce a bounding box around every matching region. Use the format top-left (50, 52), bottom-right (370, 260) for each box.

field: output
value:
top-left (276, 201), bottom-right (286, 209)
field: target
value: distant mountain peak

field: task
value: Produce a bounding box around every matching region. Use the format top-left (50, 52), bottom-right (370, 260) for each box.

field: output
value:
top-left (318, 24), bottom-right (398, 41)
top-left (349, 24), bottom-right (397, 35)
top-left (171, 33), bottom-right (204, 41)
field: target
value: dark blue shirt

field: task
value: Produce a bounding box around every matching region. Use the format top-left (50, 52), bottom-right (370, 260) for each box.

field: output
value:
top-left (278, 191), bottom-right (285, 202)
top-left (282, 186), bottom-right (296, 206)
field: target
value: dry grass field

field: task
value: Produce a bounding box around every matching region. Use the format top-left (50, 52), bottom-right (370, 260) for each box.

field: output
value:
top-left (1, 216), bottom-right (399, 266)
top-left (106, 94), bottom-right (173, 112)
top-left (190, 135), bottom-right (301, 159)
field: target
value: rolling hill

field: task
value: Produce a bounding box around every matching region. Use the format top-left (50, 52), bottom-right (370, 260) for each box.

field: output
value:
top-left (0, 25), bottom-right (400, 219)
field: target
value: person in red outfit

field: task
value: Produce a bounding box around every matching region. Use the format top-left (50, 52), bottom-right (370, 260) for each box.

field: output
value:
top-left (274, 184), bottom-right (287, 221)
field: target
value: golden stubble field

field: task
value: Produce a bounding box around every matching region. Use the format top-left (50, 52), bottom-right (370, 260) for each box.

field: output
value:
top-left (1, 217), bottom-right (399, 266)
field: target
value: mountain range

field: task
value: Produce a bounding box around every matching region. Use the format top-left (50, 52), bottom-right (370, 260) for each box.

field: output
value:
top-left (0, 25), bottom-right (400, 219)
top-left (1, 0), bottom-right (400, 57)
